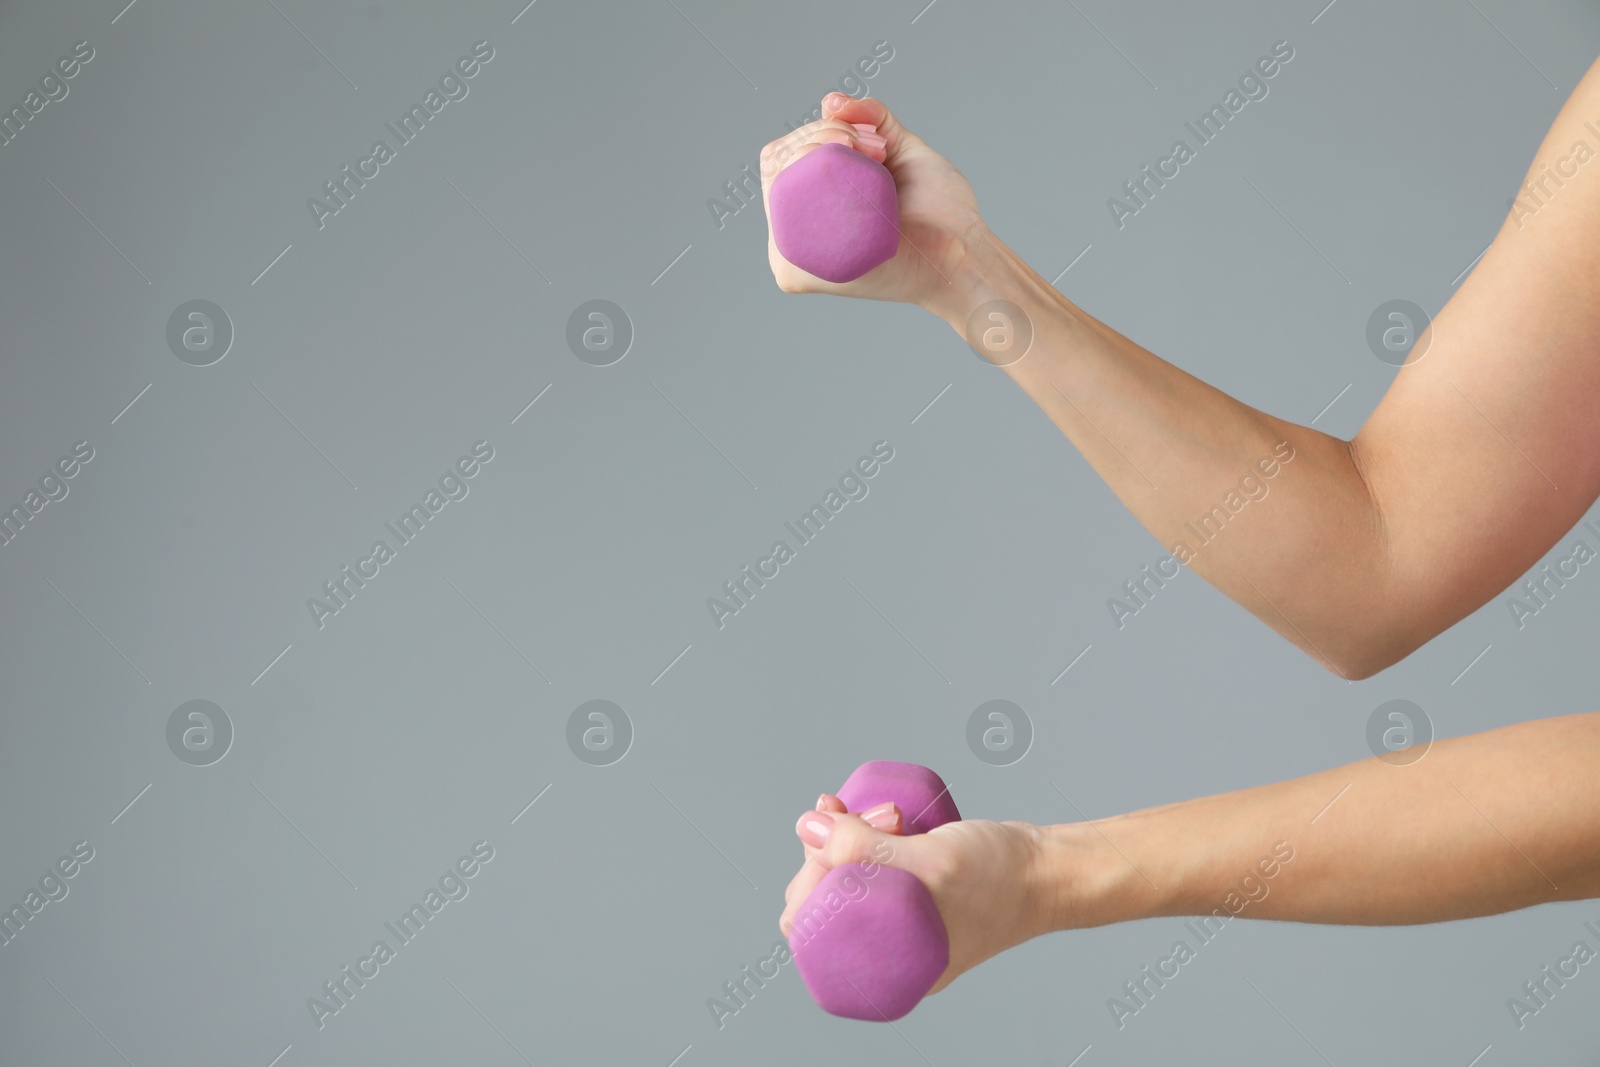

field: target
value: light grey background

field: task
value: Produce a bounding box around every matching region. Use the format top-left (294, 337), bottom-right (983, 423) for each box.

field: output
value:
top-left (2, 0), bottom-right (1598, 1064)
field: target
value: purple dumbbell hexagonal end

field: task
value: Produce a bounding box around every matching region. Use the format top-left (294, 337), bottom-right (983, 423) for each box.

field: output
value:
top-left (769, 143), bottom-right (900, 283)
top-left (790, 863), bottom-right (949, 1021)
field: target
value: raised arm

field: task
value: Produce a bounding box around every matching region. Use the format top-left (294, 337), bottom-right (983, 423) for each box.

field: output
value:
top-left (763, 56), bottom-right (1600, 677)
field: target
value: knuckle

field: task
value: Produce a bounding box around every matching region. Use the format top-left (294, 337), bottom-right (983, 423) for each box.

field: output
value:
top-left (823, 825), bottom-right (868, 865)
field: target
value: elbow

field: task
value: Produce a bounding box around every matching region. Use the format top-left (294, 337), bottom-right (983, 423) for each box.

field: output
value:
top-left (1314, 436), bottom-right (1418, 681)
top-left (1325, 653), bottom-right (1390, 682)
top-left (1315, 627), bottom-right (1428, 681)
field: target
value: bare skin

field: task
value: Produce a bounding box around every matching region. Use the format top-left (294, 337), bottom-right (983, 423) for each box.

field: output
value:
top-left (762, 60), bottom-right (1600, 996)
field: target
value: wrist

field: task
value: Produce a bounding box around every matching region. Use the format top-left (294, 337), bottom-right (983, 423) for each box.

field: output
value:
top-left (918, 224), bottom-right (1091, 374)
top-left (1031, 820), bottom-right (1175, 933)
top-left (918, 221), bottom-right (1020, 326)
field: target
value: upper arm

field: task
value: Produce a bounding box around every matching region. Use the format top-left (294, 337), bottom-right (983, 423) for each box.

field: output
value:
top-left (1352, 55), bottom-right (1600, 652)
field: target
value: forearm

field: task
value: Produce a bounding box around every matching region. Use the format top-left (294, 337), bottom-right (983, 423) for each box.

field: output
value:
top-left (922, 233), bottom-right (1400, 676)
top-left (1037, 712), bottom-right (1600, 931)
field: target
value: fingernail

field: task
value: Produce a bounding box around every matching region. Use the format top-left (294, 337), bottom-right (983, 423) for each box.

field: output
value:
top-left (815, 794), bottom-right (830, 811)
top-left (824, 92), bottom-right (850, 111)
top-left (851, 122), bottom-right (879, 133)
top-left (856, 131), bottom-right (887, 150)
top-left (861, 802), bottom-right (900, 832)
top-left (796, 810), bottom-right (834, 849)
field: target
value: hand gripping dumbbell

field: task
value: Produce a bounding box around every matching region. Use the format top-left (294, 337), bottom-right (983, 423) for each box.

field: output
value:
top-left (789, 761), bottom-right (960, 1021)
top-left (768, 142), bottom-right (900, 283)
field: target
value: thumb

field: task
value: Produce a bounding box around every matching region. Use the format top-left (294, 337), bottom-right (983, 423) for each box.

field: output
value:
top-left (801, 807), bottom-right (903, 871)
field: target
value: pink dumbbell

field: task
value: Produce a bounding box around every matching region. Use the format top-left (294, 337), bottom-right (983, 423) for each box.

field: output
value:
top-left (768, 142), bottom-right (900, 283)
top-left (788, 761), bottom-right (960, 1021)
